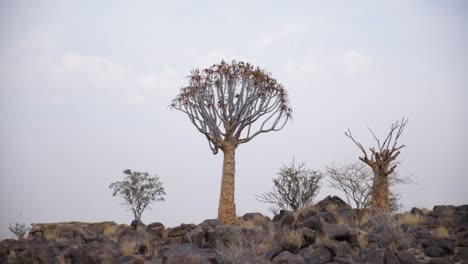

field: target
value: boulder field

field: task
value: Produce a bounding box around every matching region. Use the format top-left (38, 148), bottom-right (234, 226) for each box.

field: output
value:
top-left (1, 196), bottom-right (468, 263)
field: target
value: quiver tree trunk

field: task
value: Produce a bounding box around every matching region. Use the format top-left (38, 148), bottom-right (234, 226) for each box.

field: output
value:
top-left (371, 170), bottom-right (390, 212)
top-left (218, 144), bottom-right (236, 224)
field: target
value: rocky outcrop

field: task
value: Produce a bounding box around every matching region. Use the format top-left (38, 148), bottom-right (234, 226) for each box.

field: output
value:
top-left (1, 201), bottom-right (468, 263)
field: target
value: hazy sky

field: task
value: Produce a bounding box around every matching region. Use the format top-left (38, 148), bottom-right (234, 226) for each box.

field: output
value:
top-left (1, 1), bottom-right (467, 239)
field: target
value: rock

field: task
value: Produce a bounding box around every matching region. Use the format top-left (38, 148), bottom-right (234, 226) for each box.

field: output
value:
top-left (422, 237), bottom-right (455, 254)
top-left (298, 248), bottom-right (320, 264)
top-left (183, 225), bottom-right (217, 249)
top-left (425, 246), bottom-right (445, 257)
top-left (334, 241), bottom-right (352, 257)
top-left (242, 212), bottom-right (270, 223)
top-left (199, 219), bottom-right (221, 226)
top-left (73, 241), bottom-right (120, 264)
top-left (363, 249), bottom-right (384, 264)
top-left (118, 255), bottom-right (148, 264)
top-left (315, 195), bottom-right (352, 212)
top-left (131, 220), bottom-right (146, 231)
top-left (320, 222), bottom-right (351, 241)
top-left (301, 227), bottom-right (318, 246)
top-left (238, 256), bottom-right (270, 264)
top-left (310, 246), bottom-right (334, 263)
top-left (272, 251), bottom-right (306, 264)
top-left (157, 243), bottom-right (217, 264)
top-left (426, 256), bottom-right (455, 264)
top-left (397, 251), bottom-right (418, 264)
top-left (16, 243), bottom-right (55, 264)
top-left (384, 251), bottom-right (400, 264)
top-left (265, 247), bottom-right (284, 261)
top-left (167, 223), bottom-right (196, 238)
top-left (333, 255), bottom-right (357, 264)
top-left (410, 207), bottom-right (424, 216)
top-left (146, 222), bottom-right (165, 237)
top-left (273, 210), bottom-right (295, 227)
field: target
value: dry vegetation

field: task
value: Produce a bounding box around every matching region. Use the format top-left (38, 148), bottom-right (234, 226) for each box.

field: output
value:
top-left (399, 212), bottom-right (423, 226)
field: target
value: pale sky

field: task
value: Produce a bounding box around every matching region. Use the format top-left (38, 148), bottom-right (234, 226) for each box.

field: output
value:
top-left (1, 1), bottom-right (467, 239)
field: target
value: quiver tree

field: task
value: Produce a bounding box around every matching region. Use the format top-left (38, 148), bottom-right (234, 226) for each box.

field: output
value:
top-left (325, 161), bottom-right (410, 210)
top-left (345, 117), bottom-right (408, 212)
top-left (171, 60), bottom-right (292, 224)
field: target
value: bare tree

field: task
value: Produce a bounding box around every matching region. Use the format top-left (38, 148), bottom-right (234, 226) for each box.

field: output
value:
top-left (257, 159), bottom-right (323, 215)
top-left (9, 222), bottom-right (30, 239)
top-left (109, 169), bottom-right (166, 222)
top-left (325, 161), bottom-right (410, 210)
top-left (345, 117), bottom-right (408, 212)
top-left (171, 61), bottom-right (292, 224)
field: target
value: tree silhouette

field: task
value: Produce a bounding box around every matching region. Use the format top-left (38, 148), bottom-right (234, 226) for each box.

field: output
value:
top-left (172, 60), bottom-right (292, 224)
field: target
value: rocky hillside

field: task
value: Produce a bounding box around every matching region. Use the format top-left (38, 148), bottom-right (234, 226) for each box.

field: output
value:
top-left (1, 196), bottom-right (467, 264)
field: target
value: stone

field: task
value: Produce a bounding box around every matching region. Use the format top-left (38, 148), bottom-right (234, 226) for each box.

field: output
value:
top-left (272, 251), bottom-right (307, 264)
top-left (315, 195), bottom-right (352, 212)
top-left (384, 251), bottom-right (400, 264)
top-left (422, 237), bottom-right (455, 254)
top-left (199, 219), bottom-right (221, 226)
top-left (320, 222), bottom-right (351, 241)
top-left (238, 256), bottom-right (270, 264)
top-left (363, 249), bottom-right (384, 264)
top-left (301, 227), bottom-right (318, 245)
top-left (333, 256), bottom-right (357, 264)
top-left (157, 243), bottom-right (217, 264)
top-left (273, 210), bottom-right (295, 227)
top-left (397, 251), bottom-right (418, 264)
top-left (265, 247), bottom-right (284, 260)
top-left (73, 241), bottom-right (120, 264)
top-left (242, 212), bottom-right (270, 223)
top-left (425, 246), bottom-right (445, 257)
top-left (146, 222), bottom-right (165, 237)
top-left (310, 246), bottom-right (333, 263)
top-left (298, 248), bottom-right (320, 264)
top-left (183, 225), bottom-right (217, 249)
top-left (167, 223), bottom-right (196, 238)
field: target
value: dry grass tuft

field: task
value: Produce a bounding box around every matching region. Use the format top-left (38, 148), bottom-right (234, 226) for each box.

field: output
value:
top-left (314, 234), bottom-right (335, 248)
top-left (281, 229), bottom-right (304, 249)
top-left (399, 212), bottom-right (423, 226)
top-left (325, 203), bottom-right (339, 212)
top-left (421, 208), bottom-right (430, 215)
top-left (433, 226), bottom-right (449, 238)
top-left (235, 219), bottom-right (256, 229)
top-left (215, 227), bottom-right (257, 264)
top-left (103, 224), bottom-right (118, 241)
top-left (120, 239), bottom-right (137, 256)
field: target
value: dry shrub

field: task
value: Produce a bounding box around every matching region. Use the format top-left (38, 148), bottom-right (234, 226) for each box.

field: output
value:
top-left (103, 225), bottom-right (118, 241)
top-left (235, 219), bottom-right (256, 229)
top-left (356, 209), bottom-right (372, 225)
top-left (356, 230), bottom-right (368, 248)
top-left (215, 226), bottom-right (257, 263)
top-left (399, 212), bottom-right (422, 226)
top-left (281, 229), bottom-right (304, 251)
top-left (119, 233), bottom-right (152, 256)
top-left (433, 226), bottom-right (449, 238)
top-left (421, 208), bottom-right (430, 215)
top-left (325, 203), bottom-right (338, 212)
top-left (314, 234), bottom-right (335, 248)
top-left (293, 204), bottom-right (318, 221)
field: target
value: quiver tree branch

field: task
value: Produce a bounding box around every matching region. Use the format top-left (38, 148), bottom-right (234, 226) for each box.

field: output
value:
top-left (172, 60), bottom-right (292, 224)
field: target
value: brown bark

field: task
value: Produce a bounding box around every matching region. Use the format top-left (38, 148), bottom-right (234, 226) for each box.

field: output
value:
top-left (218, 144), bottom-right (236, 224)
top-left (371, 169), bottom-right (390, 212)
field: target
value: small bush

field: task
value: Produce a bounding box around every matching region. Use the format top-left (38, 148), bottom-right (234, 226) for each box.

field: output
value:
top-left (215, 227), bottom-right (257, 263)
top-left (433, 226), bottom-right (449, 238)
top-left (281, 229), bottom-right (304, 252)
top-left (9, 222), bottom-right (30, 239)
top-left (399, 212), bottom-right (422, 226)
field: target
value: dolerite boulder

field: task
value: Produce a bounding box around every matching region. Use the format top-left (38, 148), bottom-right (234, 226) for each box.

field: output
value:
top-left (422, 237), bottom-right (456, 255)
top-left (146, 222), bottom-right (165, 237)
top-left (183, 224), bottom-right (218, 249)
top-left (320, 222), bottom-right (351, 241)
top-left (157, 243), bottom-right (217, 264)
top-left (397, 251), bottom-right (419, 264)
top-left (315, 195), bottom-right (352, 212)
top-left (72, 241), bottom-right (120, 264)
top-left (273, 210), bottom-right (295, 227)
top-left (272, 251), bottom-right (307, 264)
top-left (242, 212), bottom-right (271, 223)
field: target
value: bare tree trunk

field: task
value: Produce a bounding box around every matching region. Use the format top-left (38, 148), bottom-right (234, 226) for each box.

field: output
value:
top-left (371, 169), bottom-right (390, 212)
top-left (218, 144), bottom-right (236, 224)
